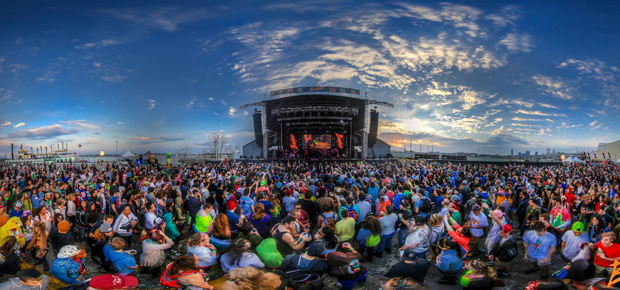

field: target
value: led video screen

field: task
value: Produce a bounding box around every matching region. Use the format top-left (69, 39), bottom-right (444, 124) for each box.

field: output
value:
top-left (302, 134), bottom-right (332, 149)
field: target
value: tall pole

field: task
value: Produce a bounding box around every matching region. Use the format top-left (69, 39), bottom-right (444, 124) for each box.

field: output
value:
top-left (116, 141), bottom-right (118, 157)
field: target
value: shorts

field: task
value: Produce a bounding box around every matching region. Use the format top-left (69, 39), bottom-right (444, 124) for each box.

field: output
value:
top-left (594, 264), bottom-right (612, 275)
top-left (527, 256), bottom-right (552, 267)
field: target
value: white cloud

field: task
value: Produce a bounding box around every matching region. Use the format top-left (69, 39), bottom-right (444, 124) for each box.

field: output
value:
top-left (60, 120), bottom-right (101, 130)
top-left (208, 97), bottom-right (214, 101)
top-left (499, 33), bottom-right (533, 52)
top-left (221, 100), bottom-right (227, 105)
top-left (516, 109), bottom-right (566, 117)
top-left (8, 124), bottom-right (79, 139)
top-left (99, 7), bottom-right (209, 32)
top-left (186, 100), bottom-right (194, 109)
top-left (531, 75), bottom-right (574, 100)
top-left (74, 40), bottom-right (118, 50)
top-left (228, 107), bottom-right (236, 116)
top-left (0, 121), bottom-right (10, 130)
top-left (148, 99), bottom-right (158, 110)
top-left (101, 75), bottom-right (128, 83)
top-left (13, 122), bottom-right (25, 127)
top-left (117, 122), bottom-right (125, 125)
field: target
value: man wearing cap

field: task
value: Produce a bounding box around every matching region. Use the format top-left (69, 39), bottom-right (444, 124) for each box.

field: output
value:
top-left (281, 240), bottom-right (330, 290)
top-left (383, 248), bottom-right (431, 286)
top-left (560, 221), bottom-right (590, 262)
top-left (467, 204), bottom-right (488, 257)
top-left (8, 202), bottom-right (22, 218)
top-left (50, 220), bottom-right (76, 256)
top-left (51, 245), bottom-right (88, 285)
top-left (489, 224), bottom-right (517, 276)
top-left (400, 215), bottom-right (430, 259)
top-left (0, 269), bottom-right (49, 290)
top-left (481, 203), bottom-right (507, 264)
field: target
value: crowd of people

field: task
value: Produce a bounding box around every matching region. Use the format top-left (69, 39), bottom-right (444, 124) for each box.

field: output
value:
top-left (0, 159), bottom-right (619, 290)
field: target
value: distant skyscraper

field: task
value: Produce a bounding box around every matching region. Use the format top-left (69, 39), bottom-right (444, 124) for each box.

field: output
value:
top-left (535, 151), bottom-right (538, 156)
top-left (546, 148), bottom-right (550, 154)
top-left (526, 151), bottom-right (530, 156)
top-left (511, 149), bottom-right (514, 155)
top-left (552, 149), bottom-right (555, 154)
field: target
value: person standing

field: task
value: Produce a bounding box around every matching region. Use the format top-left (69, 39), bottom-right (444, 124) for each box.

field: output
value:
top-left (591, 232), bottom-right (620, 276)
top-left (523, 221), bottom-right (556, 279)
top-left (560, 222), bottom-right (590, 262)
top-left (375, 205), bottom-right (398, 258)
top-left (489, 224), bottom-right (518, 277)
top-left (467, 204), bottom-right (488, 257)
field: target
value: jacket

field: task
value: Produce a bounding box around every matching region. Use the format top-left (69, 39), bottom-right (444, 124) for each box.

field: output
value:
top-left (0, 276), bottom-right (49, 290)
top-left (256, 238), bottom-right (283, 268)
top-left (163, 213), bottom-right (180, 241)
top-left (281, 254), bottom-right (329, 283)
top-left (51, 257), bottom-right (84, 285)
top-left (221, 252), bottom-right (264, 273)
top-left (140, 238), bottom-right (174, 267)
top-left (112, 212), bottom-right (137, 237)
top-left (436, 249), bottom-right (464, 274)
top-left (491, 235), bottom-right (518, 262)
top-left (188, 245), bottom-right (218, 268)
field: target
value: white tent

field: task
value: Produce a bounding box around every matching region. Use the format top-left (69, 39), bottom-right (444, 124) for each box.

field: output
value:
top-left (616, 159), bottom-right (620, 163)
top-left (573, 157), bottom-right (584, 163)
top-left (563, 156), bottom-right (574, 162)
top-left (122, 151), bottom-right (135, 158)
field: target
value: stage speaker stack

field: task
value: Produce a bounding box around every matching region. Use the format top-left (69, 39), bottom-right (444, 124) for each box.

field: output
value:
top-left (368, 111), bottom-right (379, 147)
top-left (253, 112), bottom-right (263, 147)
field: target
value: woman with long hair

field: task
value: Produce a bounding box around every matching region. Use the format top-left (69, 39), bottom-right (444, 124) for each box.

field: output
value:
top-left (249, 202), bottom-right (272, 238)
top-left (314, 225), bottom-right (340, 256)
top-left (588, 215), bottom-right (606, 244)
top-left (54, 198), bottom-right (67, 221)
top-left (461, 259), bottom-right (501, 290)
top-left (34, 205), bottom-right (52, 233)
top-left (428, 213), bottom-right (446, 258)
top-left (0, 236), bottom-right (19, 275)
top-left (20, 211), bottom-right (34, 256)
top-left (52, 212), bottom-right (64, 229)
top-left (162, 254), bottom-right (213, 290)
top-left (356, 215), bottom-right (382, 262)
top-left (210, 213), bottom-right (231, 240)
top-left (220, 238), bottom-right (264, 273)
top-left (26, 222), bottom-right (50, 271)
top-left (187, 233), bottom-right (218, 269)
top-left (268, 193), bottom-right (282, 224)
top-left (216, 266), bottom-right (281, 290)
top-left (85, 202), bottom-right (99, 233)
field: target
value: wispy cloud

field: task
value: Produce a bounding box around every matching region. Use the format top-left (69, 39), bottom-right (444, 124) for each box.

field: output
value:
top-left (117, 122), bottom-right (125, 125)
top-left (74, 40), bottom-right (118, 50)
top-left (148, 99), bottom-right (158, 110)
top-left (228, 107), bottom-right (236, 116)
top-left (516, 109), bottom-right (566, 117)
top-left (531, 75), bottom-right (574, 100)
top-left (99, 7), bottom-right (209, 32)
top-left (8, 124), bottom-right (78, 140)
top-left (13, 122), bottom-right (25, 127)
top-left (59, 120), bottom-right (101, 130)
top-left (499, 33), bottom-right (533, 52)
top-left (0, 121), bottom-right (10, 130)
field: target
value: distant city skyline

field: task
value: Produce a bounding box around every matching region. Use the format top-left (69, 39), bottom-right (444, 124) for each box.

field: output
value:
top-left (1, 1), bottom-right (619, 156)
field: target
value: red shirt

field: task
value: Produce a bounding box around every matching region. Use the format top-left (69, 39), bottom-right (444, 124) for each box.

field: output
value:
top-left (595, 242), bottom-right (620, 268)
top-left (565, 192), bottom-right (575, 207)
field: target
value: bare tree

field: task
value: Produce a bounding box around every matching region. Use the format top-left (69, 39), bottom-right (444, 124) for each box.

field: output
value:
top-left (201, 131), bottom-right (232, 160)
top-left (177, 138), bottom-right (194, 162)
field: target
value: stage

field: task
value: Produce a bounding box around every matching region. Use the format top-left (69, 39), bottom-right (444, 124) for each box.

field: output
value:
top-left (236, 157), bottom-right (398, 164)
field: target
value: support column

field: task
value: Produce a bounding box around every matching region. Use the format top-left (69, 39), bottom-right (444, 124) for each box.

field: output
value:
top-left (362, 103), bottom-right (370, 159)
top-left (262, 104), bottom-right (268, 159)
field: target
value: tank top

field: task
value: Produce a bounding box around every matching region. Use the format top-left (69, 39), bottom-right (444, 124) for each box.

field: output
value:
top-left (274, 227), bottom-right (294, 257)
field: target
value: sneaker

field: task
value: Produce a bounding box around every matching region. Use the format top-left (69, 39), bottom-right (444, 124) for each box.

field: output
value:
top-left (336, 283), bottom-right (343, 289)
top-left (373, 252), bottom-right (383, 258)
top-left (524, 268), bottom-right (540, 274)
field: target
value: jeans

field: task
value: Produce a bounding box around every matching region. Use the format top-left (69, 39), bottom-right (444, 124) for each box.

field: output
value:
top-left (357, 243), bottom-right (376, 262)
top-left (376, 232), bottom-right (394, 254)
top-left (397, 229), bottom-right (409, 248)
top-left (415, 250), bottom-right (427, 259)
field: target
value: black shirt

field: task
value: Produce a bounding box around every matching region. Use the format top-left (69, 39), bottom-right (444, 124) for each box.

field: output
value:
top-left (299, 199), bottom-right (317, 221)
top-left (0, 252), bottom-right (19, 275)
top-left (50, 228), bottom-right (76, 252)
top-left (384, 259), bottom-right (430, 285)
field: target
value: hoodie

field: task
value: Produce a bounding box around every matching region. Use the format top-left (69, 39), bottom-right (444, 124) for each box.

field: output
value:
top-left (163, 213), bottom-right (180, 241)
top-left (256, 238), bottom-right (283, 268)
top-left (281, 254), bottom-right (329, 283)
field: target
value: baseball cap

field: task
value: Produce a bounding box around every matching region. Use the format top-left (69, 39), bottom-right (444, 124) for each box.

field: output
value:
top-left (99, 223), bottom-right (113, 233)
top-left (89, 274), bottom-right (138, 289)
top-left (307, 240), bottom-right (324, 257)
top-left (501, 224), bottom-right (512, 233)
top-left (154, 217), bottom-right (164, 226)
top-left (413, 215), bottom-right (426, 225)
top-left (402, 248), bottom-right (418, 261)
top-left (14, 202), bottom-right (22, 208)
top-left (472, 204), bottom-right (481, 211)
top-left (572, 221), bottom-right (584, 232)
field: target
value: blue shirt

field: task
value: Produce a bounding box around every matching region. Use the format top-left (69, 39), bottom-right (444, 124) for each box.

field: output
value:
top-left (31, 192), bottom-right (44, 209)
top-left (226, 211), bottom-right (241, 233)
top-left (103, 245), bottom-right (137, 274)
top-left (367, 186), bottom-right (379, 202)
top-left (524, 231), bottom-right (557, 259)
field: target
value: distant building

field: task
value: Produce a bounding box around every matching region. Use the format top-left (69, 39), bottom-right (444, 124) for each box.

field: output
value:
top-left (552, 149), bottom-right (555, 154)
top-left (525, 151), bottom-right (530, 156)
top-left (511, 149), bottom-right (514, 155)
top-left (535, 151), bottom-right (538, 156)
top-left (546, 148), bottom-right (550, 154)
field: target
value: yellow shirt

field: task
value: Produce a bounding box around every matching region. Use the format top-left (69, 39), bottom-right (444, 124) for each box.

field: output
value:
top-left (335, 217), bottom-right (356, 242)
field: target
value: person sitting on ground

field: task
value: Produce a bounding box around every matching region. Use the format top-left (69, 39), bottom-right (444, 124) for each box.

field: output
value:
top-left (161, 254), bottom-right (214, 290)
top-left (256, 238), bottom-right (284, 269)
top-left (214, 266), bottom-right (281, 290)
top-left (379, 277), bottom-right (426, 290)
top-left (140, 229), bottom-right (174, 278)
top-left (220, 238), bottom-right (265, 273)
top-left (88, 223), bottom-right (114, 265)
top-left (26, 222), bottom-right (49, 272)
top-left (102, 237), bottom-right (138, 275)
top-left (281, 240), bottom-right (330, 290)
top-left (270, 216), bottom-right (312, 257)
top-left (237, 221), bottom-right (263, 252)
top-left (86, 274), bottom-right (139, 290)
top-left (163, 211), bottom-right (181, 244)
top-left (335, 208), bottom-right (355, 244)
top-left (0, 269), bottom-right (49, 290)
top-left (314, 225), bottom-right (340, 256)
top-left (461, 259), bottom-right (502, 290)
top-left (51, 245), bottom-right (88, 285)
top-left (249, 202), bottom-right (272, 238)
top-left (50, 220), bottom-right (75, 258)
top-left (524, 278), bottom-right (569, 290)
top-left (0, 236), bottom-right (19, 276)
top-left (384, 248), bottom-right (431, 286)
top-left (327, 243), bottom-right (368, 290)
top-left (187, 233), bottom-right (218, 269)
top-left (436, 238), bottom-right (464, 285)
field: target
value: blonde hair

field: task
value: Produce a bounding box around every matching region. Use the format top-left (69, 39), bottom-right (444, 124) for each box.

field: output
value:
top-left (429, 214), bottom-right (443, 227)
top-left (227, 266), bottom-right (281, 290)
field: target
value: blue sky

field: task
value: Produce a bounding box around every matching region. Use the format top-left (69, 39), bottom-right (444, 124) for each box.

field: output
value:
top-left (1, 0), bottom-right (619, 156)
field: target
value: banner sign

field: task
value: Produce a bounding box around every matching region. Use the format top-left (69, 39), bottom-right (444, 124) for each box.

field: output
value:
top-left (271, 87), bottom-right (360, 97)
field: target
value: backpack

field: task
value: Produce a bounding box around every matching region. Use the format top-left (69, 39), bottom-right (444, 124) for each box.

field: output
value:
top-left (321, 212), bottom-right (337, 227)
top-left (344, 205), bottom-right (358, 221)
top-left (366, 234), bottom-right (380, 247)
top-left (160, 262), bottom-right (204, 289)
top-left (419, 198), bottom-right (432, 213)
